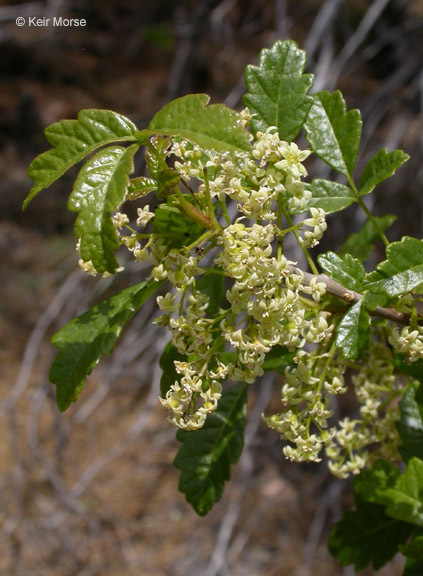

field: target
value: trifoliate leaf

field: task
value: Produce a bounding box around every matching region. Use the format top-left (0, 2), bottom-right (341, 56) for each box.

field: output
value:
top-left (174, 382), bottom-right (248, 516)
top-left (291, 179), bottom-right (355, 214)
top-left (383, 458), bottom-right (423, 527)
top-left (359, 148), bottom-right (409, 196)
top-left (243, 39), bottom-right (314, 141)
top-left (144, 94), bottom-right (251, 154)
top-left (396, 382), bottom-right (423, 463)
top-left (159, 341), bottom-right (185, 399)
top-left (335, 299), bottom-right (370, 359)
top-left (364, 237), bottom-right (423, 297)
top-left (328, 493), bottom-right (413, 571)
top-left (339, 215), bottom-right (396, 262)
top-left (69, 144), bottom-right (138, 274)
top-left (24, 109), bottom-right (139, 209)
top-left (50, 279), bottom-right (163, 411)
top-left (318, 252), bottom-right (365, 292)
top-left (304, 90), bottom-right (362, 179)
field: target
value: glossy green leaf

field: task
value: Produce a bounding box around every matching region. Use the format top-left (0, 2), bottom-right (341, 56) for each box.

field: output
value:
top-left (335, 300), bottom-right (370, 359)
top-left (24, 109), bottom-right (138, 209)
top-left (292, 179), bottom-right (355, 214)
top-left (243, 40), bottom-right (313, 141)
top-left (318, 252), bottom-right (365, 292)
top-left (144, 94), bottom-right (251, 154)
top-left (339, 215), bottom-right (396, 261)
top-left (127, 176), bottom-right (157, 201)
top-left (304, 90), bottom-right (362, 179)
top-left (174, 382), bottom-right (248, 516)
top-left (159, 341), bottom-right (185, 398)
top-left (359, 148), bottom-right (409, 196)
top-left (69, 144), bottom-right (138, 274)
top-left (50, 279), bottom-right (163, 411)
top-left (364, 237), bottom-right (423, 297)
top-left (383, 458), bottom-right (423, 527)
top-left (329, 493), bottom-right (413, 571)
top-left (396, 383), bottom-right (423, 463)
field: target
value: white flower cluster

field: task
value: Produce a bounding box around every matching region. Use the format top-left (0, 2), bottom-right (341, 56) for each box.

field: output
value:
top-left (388, 325), bottom-right (423, 363)
top-left (264, 352), bottom-right (346, 463)
top-left (73, 108), bottom-right (419, 477)
top-left (326, 344), bottom-right (401, 478)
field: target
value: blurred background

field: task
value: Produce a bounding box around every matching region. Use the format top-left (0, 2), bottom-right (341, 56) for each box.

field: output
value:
top-left (0, 0), bottom-right (422, 574)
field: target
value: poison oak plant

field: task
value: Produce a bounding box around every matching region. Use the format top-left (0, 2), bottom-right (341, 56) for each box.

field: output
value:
top-left (24, 40), bottom-right (423, 572)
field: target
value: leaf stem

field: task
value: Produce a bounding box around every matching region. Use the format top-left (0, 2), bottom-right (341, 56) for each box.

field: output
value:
top-left (173, 187), bottom-right (219, 231)
top-left (349, 178), bottom-right (389, 247)
top-left (282, 207), bottom-right (319, 275)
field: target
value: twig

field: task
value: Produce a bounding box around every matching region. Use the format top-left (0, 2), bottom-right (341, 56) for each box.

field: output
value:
top-left (295, 266), bottom-right (413, 325)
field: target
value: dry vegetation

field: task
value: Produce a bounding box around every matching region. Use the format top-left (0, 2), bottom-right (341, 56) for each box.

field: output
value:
top-left (1, 1), bottom-right (422, 574)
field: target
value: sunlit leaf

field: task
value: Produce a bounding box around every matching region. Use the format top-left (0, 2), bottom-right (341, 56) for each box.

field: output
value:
top-left (24, 109), bottom-right (138, 209)
top-left (69, 144), bottom-right (138, 274)
top-left (359, 149), bottom-right (409, 196)
top-left (243, 39), bottom-right (313, 141)
top-left (364, 237), bottom-right (423, 297)
top-left (304, 90), bottom-right (362, 179)
top-left (144, 94), bottom-right (251, 153)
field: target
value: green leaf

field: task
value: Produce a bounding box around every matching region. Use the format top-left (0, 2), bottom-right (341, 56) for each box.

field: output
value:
top-left (126, 176), bottom-right (157, 201)
top-left (339, 215), bottom-right (396, 261)
top-left (383, 458), bottom-right (423, 527)
top-left (153, 199), bottom-right (205, 248)
top-left (196, 272), bottom-right (225, 317)
top-left (304, 90), bottom-right (362, 179)
top-left (50, 279), bottom-right (163, 411)
top-left (396, 382), bottom-right (423, 463)
top-left (354, 459), bottom-right (401, 506)
top-left (69, 144), bottom-right (138, 274)
top-left (291, 179), bottom-right (355, 214)
top-left (174, 382), bottom-right (248, 516)
top-left (24, 109), bottom-right (138, 209)
top-left (318, 252), bottom-right (365, 292)
top-left (328, 493), bottom-right (413, 571)
top-left (144, 94), bottom-right (251, 154)
top-left (359, 148), bottom-right (409, 196)
top-left (401, 534), bottom-right (423, 561)
top-left (335, 300), bottom-right (370, 359)
top-left (243, 39), bottom-right (313, 141)
top-left (159, 341), bottom-right (185, 398)
top-left (364, 237), bottom-right (423, 297)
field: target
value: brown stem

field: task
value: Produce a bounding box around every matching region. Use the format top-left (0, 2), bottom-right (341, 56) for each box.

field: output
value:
top-left (293, 266), bottom-right (414, 326)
